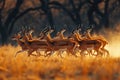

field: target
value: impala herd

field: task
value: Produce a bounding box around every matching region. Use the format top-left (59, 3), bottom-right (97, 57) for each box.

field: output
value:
top-left (12, 27), bottom-right (109, 57)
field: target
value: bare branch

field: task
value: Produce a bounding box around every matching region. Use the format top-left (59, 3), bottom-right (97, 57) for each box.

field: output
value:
top-left (5, 0), bottom-right (24, 31)
top-left (8, 6), bottom-right (42, 34)
top-left (49, 1), bottom-right (75, 22)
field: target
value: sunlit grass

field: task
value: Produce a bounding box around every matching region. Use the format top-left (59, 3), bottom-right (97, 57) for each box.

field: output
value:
top-left (0, 45), bottom-right (120, 80)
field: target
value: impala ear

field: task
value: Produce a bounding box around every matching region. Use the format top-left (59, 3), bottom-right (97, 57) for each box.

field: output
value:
top-left (71, 28), bottom-right (75, 34)
top-left (62, 29), bottom-right (66, 32)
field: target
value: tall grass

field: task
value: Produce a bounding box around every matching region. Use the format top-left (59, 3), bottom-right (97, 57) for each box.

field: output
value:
top-left (0, 45), bottom-right (120, 80)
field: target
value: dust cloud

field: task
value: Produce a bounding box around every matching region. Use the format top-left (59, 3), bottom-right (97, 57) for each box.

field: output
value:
top-left (104, 25), bottom-right (120, 57)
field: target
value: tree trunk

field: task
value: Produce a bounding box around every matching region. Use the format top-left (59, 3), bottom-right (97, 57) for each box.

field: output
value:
top-left (41, 0), bottom-right (55, 37)
top-left (0, 26), bottom-right (8, 45)
top-left (103, 0), bottom-right (109, 28)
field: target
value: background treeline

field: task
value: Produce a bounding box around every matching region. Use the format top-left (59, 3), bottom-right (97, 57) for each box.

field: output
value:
top-left (0, 0), bottom-right (120, 45)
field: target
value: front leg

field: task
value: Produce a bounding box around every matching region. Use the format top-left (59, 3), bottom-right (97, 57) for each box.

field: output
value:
top-left (36, 49), bottom-right (42, 57)
top-left (44, 50), bottom-right (54, 57)
top-left (15, 50), bottom-right (26, 57)
top-left (57, 49), bottom-right (64, 58)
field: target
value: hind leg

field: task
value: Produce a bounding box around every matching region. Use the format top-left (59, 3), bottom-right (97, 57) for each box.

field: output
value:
top-left (71, 50), bottom-right (77, 57)
top-left (101, 48), bottom-right (109, 57)
top-left (28, 49), bottom-right (36, 57)
top-left (36, 49), bottom-right (41, 56)
top-left (87, 50), bottom-right (93, 56)
top-left (67, 49), bottom-right (77, 57)
top-left (57, 50), bottom-right (64, 58)
top-left (36, 50), bottom-right (44, 57)
top-left (96, 49), bottom-right (104, 57)
top-left (80, 50), bottom-right (85, 56)
top-left (91, 50), bottom-right (98, 56)
top-left (44, 50), bottom-right (54, 57)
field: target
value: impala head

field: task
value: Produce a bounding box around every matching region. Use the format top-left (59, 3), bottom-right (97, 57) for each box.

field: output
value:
top-left (21, 26), bottom-right (32, 35)
top-left (87, 29), bottom-right (92, 33)
top-left (12, 33), bottom-right (22, 40)
top-left (61, 29), bottom-right (66, 33)
top-left (49, 29), bottom-right (54, 33)
top-left (28, 29), bottom-right (34, 34)
top-left (39, 31), bottom-right (46, 39)
top-left (72, 29), bottom-right (78, 36)
top-left (77, 28), bottom-right (81, 33)
top-left (46, 29), bottom-right (54, 35)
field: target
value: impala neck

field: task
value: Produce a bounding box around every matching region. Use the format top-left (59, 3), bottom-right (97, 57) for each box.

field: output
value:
top-left (46, 33), bottom-right (53, 42)
top-left (17, 39), bottom-right (24, 46)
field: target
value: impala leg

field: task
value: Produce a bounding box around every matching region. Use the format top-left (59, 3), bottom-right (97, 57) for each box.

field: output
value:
top-left (44, 49), bottom-right (51, 57)
top-left (73, 46), bottom-right (78, 57)
top-left (58, 50), bottom-right (64, 58)
top-left (89, 50), bottom-right (93, 56)
top-left (80, 50), bottom-right (86, 56)
top-left (44, 49), bottom-right (49, 57)
top-left (96, 49), bottom-right (103, 57)
top-left (73, 45), bottom-right (77, 52)
top-left (28, 49), bottom-right (35, 57)
top-left (45, 50), bottom-right (54, 57)
top-left (74, 51), bottom-right (77, 57)
top-left (36, 51), bottom-right (41, 57)
top-left (66, 50), bottom-right (70, 56)
top-left (60, 53), bottom-right (63, 58)
top-left (70, 49), bottom-right (77, 57)
top-left (15, 50), bottom-right (26, 57)
top-left (36, 49), bottom-right (43, 57)
top-left (101, 48), bottom-right (109, 57)
top-left (86, 50), bottom-right (92, 56)
top-left (46, 51), bottom-right (54, 58)
top-left (74, 47), bottom-right (79, 54)
top-left (80, 50), bottom-right (86, 59)
top-left (30, 54), bottom-right (37, 56)
top-left (91, 50), bottom-right (97, 56)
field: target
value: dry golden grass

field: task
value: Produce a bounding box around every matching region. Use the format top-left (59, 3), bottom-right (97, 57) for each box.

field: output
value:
top-left (0, 45), bottom-right (120, 80)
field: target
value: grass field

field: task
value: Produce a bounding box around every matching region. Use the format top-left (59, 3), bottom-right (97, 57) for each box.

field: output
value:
top-left (0, 45), bottom-right (120, 80)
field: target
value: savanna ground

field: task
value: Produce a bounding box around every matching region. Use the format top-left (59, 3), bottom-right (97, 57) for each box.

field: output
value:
top-left (0, 45), bottom-right (120, 80)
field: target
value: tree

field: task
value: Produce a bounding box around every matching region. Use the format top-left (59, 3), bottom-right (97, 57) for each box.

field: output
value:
top-left (0, 0), bottom-right (54, 45)
top-left (87, 0), bottom-right (120, 31)
top-left (0, 0), bottom-right (24, 44)
top-left (49, 0), bottom-right (86, 26)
